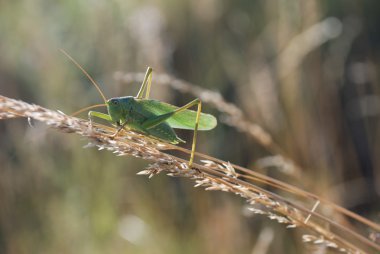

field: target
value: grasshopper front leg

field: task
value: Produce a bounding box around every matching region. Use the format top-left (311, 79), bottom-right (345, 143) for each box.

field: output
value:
top-left (88, 111), bottom-right (119, 137)
top-left (88, 111), bottom-right (150, 138)
top-left (88, 111), bottom-right (112, 124)
top-left (89, 111), bottom-right (125, 138)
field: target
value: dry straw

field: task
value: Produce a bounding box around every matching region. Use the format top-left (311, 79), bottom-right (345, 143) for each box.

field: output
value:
top-left (114, 71), bottom-right (300, 176)
top-left (1, 94), bottom-right (379, 253)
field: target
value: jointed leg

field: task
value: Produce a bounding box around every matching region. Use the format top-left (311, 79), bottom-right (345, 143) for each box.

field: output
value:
top-left (88, 111), bottom-right (112, 123)
top-left (88, 111), bottom-right (150, 138)
top-left (112, 121), bottom-right (148, 138)
top-left (145, 68), bottom-right (152, 99)
top-left (136, 67), bottom-right (153, 99)
top-left (88, 111), bottom-right (119, 136)
top-left (141, 98), bottom-right (202, 167)
top-left (89, 111), bottom-right (125, 138)
top-left (112, 122), bottom-right (128, 138)
top-left (141, 99), bottom-right (200, 129)
top-left (189, 100), bottom-right (201, 167)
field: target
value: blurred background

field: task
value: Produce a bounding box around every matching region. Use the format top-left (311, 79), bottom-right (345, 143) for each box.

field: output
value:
top-left (0, 0), bottom-right (379, 253)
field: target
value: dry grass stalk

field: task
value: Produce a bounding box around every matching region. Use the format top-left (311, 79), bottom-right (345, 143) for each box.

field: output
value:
top-left (1, 94), bottom-right (379, 253)
top-left (114, 71), bottom-right (300, 177)
top-left (114, 70), bottom-right (380, 233)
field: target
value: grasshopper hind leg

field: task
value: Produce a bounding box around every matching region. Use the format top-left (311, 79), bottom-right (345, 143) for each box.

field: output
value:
top-left (140, 98), bottom-right (203, 168)
top-left (189, 100), bottom-right (202, 167)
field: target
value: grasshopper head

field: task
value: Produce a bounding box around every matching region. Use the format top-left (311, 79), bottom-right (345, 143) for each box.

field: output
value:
top-left (106, 97), bottom-right (124, 123)
top-left (106, 96), bottom-right (133, 124)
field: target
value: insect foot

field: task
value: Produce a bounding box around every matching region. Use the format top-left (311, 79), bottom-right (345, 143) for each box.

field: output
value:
top-left (110, 132), bottom-right (118, 140)
top-left (193, 167), bottom-right (202, 174)
top-left (110, 125), bottom-right (125, 139)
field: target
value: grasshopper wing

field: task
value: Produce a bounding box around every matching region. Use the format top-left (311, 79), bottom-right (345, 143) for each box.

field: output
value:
top-left (138, 99), bottom-right (217, 130)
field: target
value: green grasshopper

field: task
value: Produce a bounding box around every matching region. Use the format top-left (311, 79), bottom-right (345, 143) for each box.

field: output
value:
top-left (61, 50), bottom-right (217, 167)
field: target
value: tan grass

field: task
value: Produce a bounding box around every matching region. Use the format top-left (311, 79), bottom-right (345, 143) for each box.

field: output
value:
top-left (114, 70), bottom-right (380, 236)
top-left (1, 94), bottom-right (379, 254)
top-left (114, 71), bottom-right (301, 177)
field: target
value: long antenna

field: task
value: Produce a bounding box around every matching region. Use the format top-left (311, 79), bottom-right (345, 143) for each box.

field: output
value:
top-left (60, 49), bottom-right (108, 103)
top-left (71, 103), bottom-right (107, 117)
